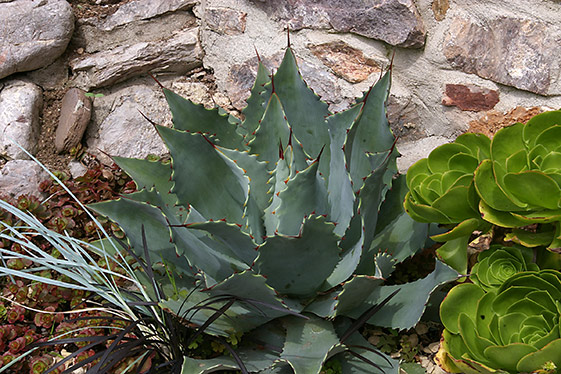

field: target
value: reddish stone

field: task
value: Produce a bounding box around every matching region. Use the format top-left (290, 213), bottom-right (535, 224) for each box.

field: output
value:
top-left (442, 84), bottom-right (499, 111)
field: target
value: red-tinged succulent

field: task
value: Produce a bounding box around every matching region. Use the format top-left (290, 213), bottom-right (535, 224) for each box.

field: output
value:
top-left (34, 306), bottom-right (62, 329)
top-left (8, 336), bottom-right (27, 354)
top-left (6, 305), bottom-right (25, 324)
top-left (29, 355), bottom-right (53, 374)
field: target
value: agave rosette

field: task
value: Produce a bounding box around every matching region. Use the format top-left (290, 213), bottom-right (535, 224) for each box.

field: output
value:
top-left (438, 269), bottom-right (561, 374)
top-left (404, 133), bottom-right (492, 273)
top-left (89, 46), bottom-right (459, 373)
top-left (474, 111), bottom-right (561, 251)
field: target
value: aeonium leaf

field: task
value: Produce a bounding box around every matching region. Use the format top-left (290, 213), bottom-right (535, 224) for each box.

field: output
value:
top-left (540, 152), bottom-right (561, 173)
top-left (427, 143), bottom-right (472, 173)
top-left (522, 110), bottom-right (561, 145)
top-left (440, 283), bottom-right (485, 335)
top-left (457, 313), bottom-right (494, 366)
top-left (491, 122), bottom-right (525, 166)
top-left (474, 159), bottom-right (527, 212)
top-left (483, 343), bottom-right (538, 373)
top-left (503, 171), bottom-right (561, 210)
top-left (447, 153), bottom-right (479, 174)
top-left (406, 158), bottom-right (430, 190)
top-left (516, 339), bottom-right (561, 372)
top-left (403, 193), bottom-right (454, 224)
top-left (454, 132), bottom-right (492, 162)
top-left (435, 235), bottom-right (470, 274)
top-left (431, 217), bottom-right (482, 242)
top-left (534, 125), bottom-right (561, 153)
top-left (430, 184), bottom-right (480, 222)
top-left (505, 149), bottom-right (529, 174)
top-left (478, 200), bottom-right (531, 228)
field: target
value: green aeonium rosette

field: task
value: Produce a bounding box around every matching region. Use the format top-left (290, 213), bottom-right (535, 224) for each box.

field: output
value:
top-left (438, 269), bottom-right (561, 374)
top-left (404, 133), bottom-right (492, 273)
top-left (470, 245), bottom-right (539, 292)
top-left (474, 110), bottom-right (561, 251)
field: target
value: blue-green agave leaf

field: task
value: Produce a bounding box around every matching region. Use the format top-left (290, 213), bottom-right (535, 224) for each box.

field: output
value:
top-left (326, 104), bottom-right (362, 236)
top-left (344, 72), bottom-right (396, 193)
top-left (255, 216), bottom-right (340, 297)
top-left (267, 47), bottom-right (330, 158)
top-left (187, 221), bottom-right (258, 266)
top-left (249, 93), bottom-right (291, 169)
top-left (241, 60), bottom-right (272, 144)
top-left (163, 88), bottom-right (245, 150)
top-left (281, 315), bottom-right (340, 374)
top-left (276, 160), bottom-right (329, 236)
top-left (216, 147), bottom-right (270, 242)
top-left (158, 127), bottom-right (248, 224)
top-left (337, 261), bottom-right (459, 330)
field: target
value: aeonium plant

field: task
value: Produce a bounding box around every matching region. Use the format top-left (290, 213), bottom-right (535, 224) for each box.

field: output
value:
top-left (474, 110), bottom-right (561, 252)
top-left (437, 268), bottom-right (561, 374)
top-left (469, 245), bottom-right (539, 292)
top-left (404, 133), bottom-right (492, 273)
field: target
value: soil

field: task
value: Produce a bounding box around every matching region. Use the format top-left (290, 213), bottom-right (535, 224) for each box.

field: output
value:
top-left (34, 0), bottom-right (136, 173)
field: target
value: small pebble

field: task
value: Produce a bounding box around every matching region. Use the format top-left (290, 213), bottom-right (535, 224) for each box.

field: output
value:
top-left (415, 322), bottom-right (429, 335)
top-left (428, 342), bottom-right (440, 353)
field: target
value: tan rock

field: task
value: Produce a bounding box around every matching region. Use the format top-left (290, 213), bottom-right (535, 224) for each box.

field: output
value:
top-left (432, 0), bottom-right (449, 21)
top-left (308, 41), bottom-right (381, 83)
top-left (55, 88), bottom-right (92, 154)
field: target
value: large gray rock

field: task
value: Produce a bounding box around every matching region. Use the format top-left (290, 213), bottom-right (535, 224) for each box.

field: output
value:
top-left (0, 81), bottom-right (42, 160)
top-left (444, 15), bottom-right (559, 95)
top-left (90, 0), bottom-right (197, 31)
top-left (86, 83), bottom-right (172, 165)
top-left (75, 11), bottom-right (197, 54)
top-left (250, 0), bottom-right (426, 48)
top-left (0, 160), bottom-right (48, 199)
top-left (70, 28), bottom-right (203, 89)
top-left (0, 0), bottom-right (74, 79)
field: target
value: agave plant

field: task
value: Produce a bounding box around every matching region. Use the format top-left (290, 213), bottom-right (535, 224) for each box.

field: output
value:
top-left (438, 269), bottom-right (561, 374)
top-left (403, 133), bottom-right (492, 273)
top-left (89, 45), bottom-right (458, 373)
top-left (474, 111), bottom-right (561, 251)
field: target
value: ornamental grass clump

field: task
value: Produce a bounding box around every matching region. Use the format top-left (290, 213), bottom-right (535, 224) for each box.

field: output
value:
top-left (88, 44), bottom-right (459, 373)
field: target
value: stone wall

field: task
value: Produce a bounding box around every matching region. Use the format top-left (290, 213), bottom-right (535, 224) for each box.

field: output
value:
top-left (1, 0), bottom-right (561, 199)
